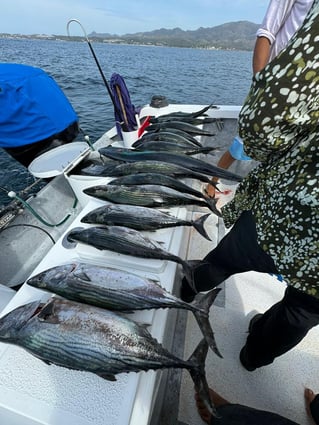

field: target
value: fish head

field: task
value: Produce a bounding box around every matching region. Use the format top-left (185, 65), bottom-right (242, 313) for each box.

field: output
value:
top-left (26, 264), bottom-right (76, 291)
top-left (83, 186), bottom-right (98, 197)
top-left (0, 300), bottom-right (42, 342)
top-left (82, 185), bottom-right (108, 197)
top-left (81, 205), bottom-right (113, 225)
top-left (80, 214), bottom-right (93, 224)
top-left (66, 228), bottom-right (83, 244)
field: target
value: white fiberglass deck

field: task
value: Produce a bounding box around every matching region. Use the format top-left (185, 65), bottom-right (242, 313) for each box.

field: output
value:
top-left (0, 198), bottom-right (186, 425)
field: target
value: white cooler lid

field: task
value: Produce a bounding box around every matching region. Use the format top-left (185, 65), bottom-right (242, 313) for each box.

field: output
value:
top-left (28, 142), bottom-right (90, 178)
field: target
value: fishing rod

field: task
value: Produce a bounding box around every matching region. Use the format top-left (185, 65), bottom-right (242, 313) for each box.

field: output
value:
top-left (66, 19), bottom-right (121, 119)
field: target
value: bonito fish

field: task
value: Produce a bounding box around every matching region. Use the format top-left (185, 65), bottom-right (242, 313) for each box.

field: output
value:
top-left (83, 184), bottom-right (221, 216)
top-left (27, 262), bottom-right (222, 356)
top-left (81, 203), bottom-right (212, 240)
top-left (98, 146), bottom-right (242, 182)
top-left (132, 140), bottom-right (217, 156)
top-left (108, 172), bottom-right (219, 202)
top-left (149, 117), bottom-right (216, 126)
top-left (0, 297), bottom-right (216, 415)
top-left (148, 103), bottom-right (216, 120)
top-left (145, 121), bottom-right (215, 136)
top-left (67, 226), bottom-right (196, 292)
top-left (133, 131), bottom-right (204, 148)
top-left (103, 160), bottom-right (219, 189)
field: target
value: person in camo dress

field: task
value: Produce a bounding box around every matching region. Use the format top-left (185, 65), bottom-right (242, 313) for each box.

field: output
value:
top-left (205, 0), bottom-right (314, 198)
top-left (181, 0), bottom-right (319, 372)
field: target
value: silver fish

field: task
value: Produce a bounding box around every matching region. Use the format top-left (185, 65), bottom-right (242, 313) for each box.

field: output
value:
top-left (145, 121), bottom-right (215, 136)
top-left (81, 203), bottom-right (212, 240)
top-left (139, 129), bottom-right (204, 146)
top-left (149, 117), bottom-right (217, 126)
top-left (0, 297), bottom-right (216, 415)
top-left (132, 140), bottom-right (218, 156)
top-left (107, 173), bottom-right (220, 213)
top-left (149, 103), bottom-right (216, 120)
top-left (98, 146), bottom-right (242, 182)
top-left (133, 131), bottom-right (204, 148)
top-left (147, 128), bottom-right (205, 145)
top-left (103, 160), bottom-right (218, 189)
top-left (26, 262), bottom-right (222, 356)
top-left (67, 225), bottom-right (196, 291)
top-left (83, 184), bottom-right (221, 216)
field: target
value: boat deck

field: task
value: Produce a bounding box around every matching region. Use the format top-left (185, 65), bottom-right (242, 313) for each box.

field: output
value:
top-left (0, 104), bottom-right (317, 425)
top-left (152, 115), bottom-right (319, 425)
top-left (175, 193), bottom-right (319, 425)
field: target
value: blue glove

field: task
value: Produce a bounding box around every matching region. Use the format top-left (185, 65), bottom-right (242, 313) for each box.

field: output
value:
top-left (229, 136), bottom-right (251, 161)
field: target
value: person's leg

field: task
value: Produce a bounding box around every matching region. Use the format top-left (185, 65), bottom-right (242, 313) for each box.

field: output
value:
top-left (204, 151), bottom-right (236, 198)
top-left (240, 286), bottom-right (319, 370)
top-left (181, 210), bottom-right (278, 302)
top-left (195, 388), bottom-right (299, 424)
top-left (195, 388), bottom-right (229, 424)
top-left (305, 388), bottom-right (319, 425)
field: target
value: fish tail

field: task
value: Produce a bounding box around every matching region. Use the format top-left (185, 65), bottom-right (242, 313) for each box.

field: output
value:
top-left (192, 213), bottom-right (211, 241)
top-left (204, 195), bottom-right (222, 217)
top-left (192, 289), bottom-right (223, 358)
top-left (187, 339), bottom-right (218, 417)
top-left (181, 260), bottom-right (196, 296)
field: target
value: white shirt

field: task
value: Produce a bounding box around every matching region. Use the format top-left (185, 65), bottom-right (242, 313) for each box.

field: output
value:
top-left (256, 0), bottom-right (314, 61)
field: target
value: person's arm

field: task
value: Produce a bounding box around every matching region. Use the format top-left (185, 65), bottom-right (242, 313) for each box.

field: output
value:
top-left (252, 0), bottom-right (296, 73)
top-left (252, 36), bottom-right (271, 74)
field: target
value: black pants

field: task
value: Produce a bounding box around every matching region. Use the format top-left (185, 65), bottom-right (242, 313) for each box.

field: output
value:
top-left (210, 394), bottom-right (319, 425)
top-left (190, 211), bottom-right (319, 367)
top-left (192, 210), bottom-right (278, 290)
top-left (211, 403), bottom-right (299, 424)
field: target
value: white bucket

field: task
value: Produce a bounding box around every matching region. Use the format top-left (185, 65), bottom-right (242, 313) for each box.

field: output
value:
top-left (122, 129), bottom-right (139, 148)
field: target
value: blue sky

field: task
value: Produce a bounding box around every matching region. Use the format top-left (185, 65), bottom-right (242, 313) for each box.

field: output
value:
top-left (2, 0), bottom-right (269, 36)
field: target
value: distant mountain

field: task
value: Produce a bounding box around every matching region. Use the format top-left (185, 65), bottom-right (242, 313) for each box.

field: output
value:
top-left (0, 21), bottom-right (260, 50)
top-left (89, 21), bottom-right (260, 50)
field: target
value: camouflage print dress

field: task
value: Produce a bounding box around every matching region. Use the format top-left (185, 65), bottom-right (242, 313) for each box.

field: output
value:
top-left (222, 0), bottom-right (319, 297)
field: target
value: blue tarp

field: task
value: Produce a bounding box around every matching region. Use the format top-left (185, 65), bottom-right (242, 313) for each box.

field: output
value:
top-left (110, 73), bottom-right (137, 138)
top-left (0, 63), bottom-right (78, 148)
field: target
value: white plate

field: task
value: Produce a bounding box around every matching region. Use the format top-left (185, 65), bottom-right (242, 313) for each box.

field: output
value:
top-left (28, 142), bottom-right (90, 178)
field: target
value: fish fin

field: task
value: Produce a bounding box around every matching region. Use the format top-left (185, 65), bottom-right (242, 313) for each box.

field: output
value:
top-left (139, 322), bottom-right (152, 330)
top-left (191, 103), bottom-right (216, 118)
top-left (192, 213), bottom-right (211, 241)
top-left (114, 311), bottom-right (151, 326)
top-left (73, 270), bottom-right (92, 283)
top-left (97, 373), bottom-right (117, 381)
top-left (40, 359), bottom-right (54, 366)
top-left (192, 289), bottom-right (223, 358)
top-left (192, 287), bottom-right (222, 310)
top-left (187, 339), bottom-right (218, 417)
top-left (188, 146), bottom-right (217, 155)
top-left (155, 240), bottom-right (165, 246)
top-left (203, 196), bottom-right (222, 217)
top-left (37, 300), bottom-right (59, 324)
top-left (182, 260), bottom-right (198, 295)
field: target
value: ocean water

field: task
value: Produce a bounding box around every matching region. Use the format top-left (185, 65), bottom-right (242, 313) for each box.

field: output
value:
top-left (0, 38), bottom-right (252, 206)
